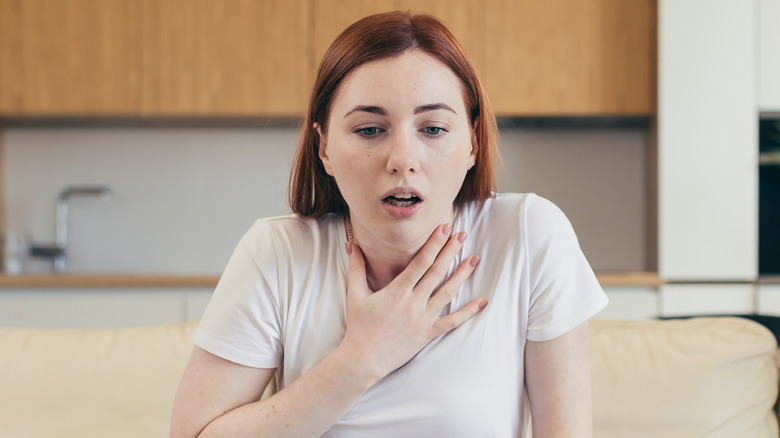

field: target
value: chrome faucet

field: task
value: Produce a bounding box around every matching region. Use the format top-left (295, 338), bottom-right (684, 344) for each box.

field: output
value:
top-left (30, 185), bottom-right (113, 273)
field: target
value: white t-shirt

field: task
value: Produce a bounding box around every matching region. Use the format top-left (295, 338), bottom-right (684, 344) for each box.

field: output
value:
top-left (194, 193), bottom-right (608, 437)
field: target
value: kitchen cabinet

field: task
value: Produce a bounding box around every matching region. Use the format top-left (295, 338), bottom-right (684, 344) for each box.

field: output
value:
top-left (659, 284), bottom-right (755, 317)
top-left (312, 0), bottom-right (486, 82)
top-left (759, 0), bottom-right (780, 112)
top-left (0, 0), bottom-right (311, 117)
top-left (140, 0), bottom-right (311, 116)
top-left (0, 287), bottom-right (213, 329)
top-left (757, 283), bottom-right (780, 316)
top-left (484, 0), bottom-right (656, 116)
top-left (0, 0), bottom-right (140, 115)
top-left (0, 0), bottom-right (654, 118)
top-left (658, 0), bottom-right (758, 281)
top-left (314, 0), bottom-right (655, 117)
top-left (0, 1), bottom-right (20, 113)
top-left (597, 287), bottom-right (658, 319)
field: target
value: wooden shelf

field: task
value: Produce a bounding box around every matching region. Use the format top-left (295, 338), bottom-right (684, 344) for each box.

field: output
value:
top-left (596, 272), bottom-right (663, 287)
top-left (0, 272), bottom-right (663, 289)
top-left (0, 274), bottom-right (219, 288)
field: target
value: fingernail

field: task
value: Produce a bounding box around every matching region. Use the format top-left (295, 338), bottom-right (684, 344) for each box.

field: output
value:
top-left (458, 231), bottom-right (467, 243)
top-left (469, 255), bottom-right (480, 267)
top-left (345, 242), bottom-right (352, 255)
top-left (442, 223), bottom-right (451, 234)
top-left (478, 299), bottom-right (488, 310)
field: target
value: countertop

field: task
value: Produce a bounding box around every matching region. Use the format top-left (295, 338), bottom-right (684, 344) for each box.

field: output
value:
top-left (2, 273), bottom-right (777, 289)
top-left (0, 272), bottom-right (665, 288)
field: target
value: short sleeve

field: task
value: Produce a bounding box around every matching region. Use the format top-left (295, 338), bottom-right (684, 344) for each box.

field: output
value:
top-left (524, 196), bottom-right (608, 342)
top-left (192, 220), bottom-right (283, 368)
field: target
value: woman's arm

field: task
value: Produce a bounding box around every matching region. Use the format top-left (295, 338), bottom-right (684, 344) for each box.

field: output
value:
top-left (170, 346), bottom-right (276, 437)
top-left (170, 224), bottom-right (486, 437)
top-left (170, 342), bottom-right (383, 438)
top-left (524, 322), bottom-right (594, 438)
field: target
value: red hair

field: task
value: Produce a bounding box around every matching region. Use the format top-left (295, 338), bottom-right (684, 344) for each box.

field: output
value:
top-left (289, 11), bottom-right (498, 217)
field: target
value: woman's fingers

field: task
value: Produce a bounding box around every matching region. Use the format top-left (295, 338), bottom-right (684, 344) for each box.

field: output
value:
top-left (426, 254), bottom-right (480, 312)
top-left (392, 223), bottom-right (452, 291)
top-left (431, 297), bottom-right (488, 339)
top-left (413, 231), bottom-right (468, 295)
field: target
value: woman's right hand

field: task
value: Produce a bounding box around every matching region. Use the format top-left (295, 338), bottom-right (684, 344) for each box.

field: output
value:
top-left (175, 224), bottom-right (486, 438)
top-left (339, 223), bottom-right (487, 382)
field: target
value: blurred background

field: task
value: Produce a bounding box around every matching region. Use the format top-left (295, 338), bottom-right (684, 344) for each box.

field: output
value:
top-left (0, 0), bottom-right (777, 328)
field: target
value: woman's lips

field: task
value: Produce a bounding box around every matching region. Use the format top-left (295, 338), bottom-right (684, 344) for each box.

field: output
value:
top-left (382, 196), bottom-right (422, 218)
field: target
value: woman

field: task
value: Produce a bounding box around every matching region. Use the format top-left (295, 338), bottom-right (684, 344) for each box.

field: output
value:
top-left (171, 11), bottom-right (607, 437)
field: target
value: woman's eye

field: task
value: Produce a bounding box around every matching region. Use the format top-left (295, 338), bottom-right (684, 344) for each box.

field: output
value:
top-left (423, 126), bottom-right (447, 137)
top-left (355, 127), bottom-right (380, 137)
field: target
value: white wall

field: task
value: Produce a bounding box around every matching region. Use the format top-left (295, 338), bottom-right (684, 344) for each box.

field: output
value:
top-left (3, 125), bottom-right (648, 275)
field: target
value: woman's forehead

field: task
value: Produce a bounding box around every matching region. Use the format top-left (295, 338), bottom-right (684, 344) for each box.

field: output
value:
top-left (331, 50), bottom-right (467, 116)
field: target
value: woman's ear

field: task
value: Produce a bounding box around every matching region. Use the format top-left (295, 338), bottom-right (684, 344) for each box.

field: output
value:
top-left (469, 118), bottom-right (479, 169)
top-left (315, 123), bottom-right (334, 176)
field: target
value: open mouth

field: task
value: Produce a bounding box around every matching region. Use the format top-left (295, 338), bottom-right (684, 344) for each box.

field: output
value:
top-left (383, 192), bottom-right (421, 208)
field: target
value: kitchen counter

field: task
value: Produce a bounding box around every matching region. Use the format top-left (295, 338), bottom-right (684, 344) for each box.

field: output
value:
top-left (0, 272), bottom-right (664, 288)
top-left (6, 273), bottom-right (778, 288)
top-left (0, 274), bottom-right (218, 288)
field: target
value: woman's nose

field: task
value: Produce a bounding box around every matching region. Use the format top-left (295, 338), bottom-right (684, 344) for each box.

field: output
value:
top-left (386, 132), bottom-right (419, 175)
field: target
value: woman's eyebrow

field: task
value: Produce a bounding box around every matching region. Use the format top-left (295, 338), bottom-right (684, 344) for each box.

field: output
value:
top-left (344, 105), bottom-right (387, 118)
top-left (414, 103), bottom-right (457, 115)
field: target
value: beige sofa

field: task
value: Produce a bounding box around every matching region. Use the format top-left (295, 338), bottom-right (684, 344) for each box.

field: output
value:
top-left (0, 317), bottom-right (777, 437)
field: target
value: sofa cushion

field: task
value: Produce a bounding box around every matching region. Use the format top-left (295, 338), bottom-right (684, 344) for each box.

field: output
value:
top-left (0, 320), bottom-right (199, 438)
top-left (590, 317), bottom-right (779, 438)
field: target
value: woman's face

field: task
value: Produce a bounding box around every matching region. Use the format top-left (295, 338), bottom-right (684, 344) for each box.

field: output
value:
top-left (319, 49), bottom-right (477, 249)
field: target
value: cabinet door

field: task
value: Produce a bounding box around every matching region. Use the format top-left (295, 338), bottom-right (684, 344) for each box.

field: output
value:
top-left (659, 284), bottom-right (755, 317)
top-left (140, 0), bottom-right (311, 117)
top-left (759, 0), bottom-right (780, 111)
top-left (597, 287), bottom-right (658, 319)
top-left (312, 0), bottom-right (486, 83)
top-left (658, 0), bottom-right (758, 281)
top-left (757, 284), bottom-right (780, 316)
top-left (0, 0), bottom-right (140, 115)
top-left (0, 289), bottom-right (183, 329)
top-left (0, 0), bottom-right (22, 113)
top-left (484, 0), bottom-right (655, 116)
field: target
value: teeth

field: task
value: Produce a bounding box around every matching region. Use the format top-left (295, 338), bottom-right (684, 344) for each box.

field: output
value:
top-left (388, 199), bottom-right (415, 208)
top-left (392, 192), bottom-right (413, 199)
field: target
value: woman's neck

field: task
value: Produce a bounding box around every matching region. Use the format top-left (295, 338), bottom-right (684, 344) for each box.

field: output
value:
top-left (346, 209), bottom-right (455, 291)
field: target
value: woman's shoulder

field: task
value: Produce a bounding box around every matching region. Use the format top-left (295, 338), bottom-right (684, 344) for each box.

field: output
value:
top-left (240, 212), bottom-right (343, 255)
top-left (245, 212), bottom-right (341, 235)
top-left (462, 192), bottom-right (561, 220)
top-left (459, 193), bottom-right (574, 241)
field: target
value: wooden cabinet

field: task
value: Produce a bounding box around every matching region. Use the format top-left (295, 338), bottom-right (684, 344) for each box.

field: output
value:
top-left (0, 0), bottom-right (655, 117)
top-left (311, 0), bottom-right (486, 82)
top-left (0, 0), bottom-right (21, 113)
top-left (0, 0), bottom-right (311, 117)
top-left (140, 0), bottom-right (311, 116)
top-left (313, 0), bottom-right (654, 117)
top-left (0, 0), bottom-right (140, 114)
top-left (484, 0), bottom-right (656, 116)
